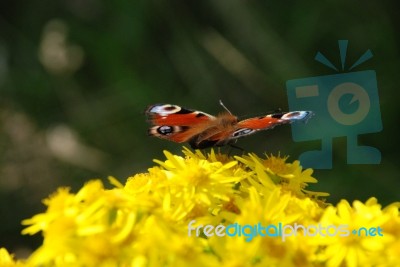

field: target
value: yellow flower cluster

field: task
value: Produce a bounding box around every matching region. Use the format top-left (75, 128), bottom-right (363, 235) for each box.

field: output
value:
top-left (1, 148), bottom-right (399, 267)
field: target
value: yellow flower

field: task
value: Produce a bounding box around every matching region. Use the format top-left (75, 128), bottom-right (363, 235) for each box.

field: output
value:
top-left (0, 146), bottom-right (395, 267)
top-left (22, 180), bottom-right (157, 266)
top-left (235, 153), bottom-right (329, 200)
top-left (315, 198), bottom-right (396, 267)
top-left (152, 150), bottom-right (246, 221)
top-left (208, 187), bottom-right (322, 267)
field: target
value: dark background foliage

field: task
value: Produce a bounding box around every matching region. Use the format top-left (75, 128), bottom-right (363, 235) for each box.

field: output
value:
top-left (0, 0), bottom-right (399, 257)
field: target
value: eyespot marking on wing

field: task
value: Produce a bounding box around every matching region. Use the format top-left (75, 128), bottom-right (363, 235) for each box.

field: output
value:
top-left (147, 104), bottom-right (182, 115)
top-left (232, 128), bottom-right (256, 138)
top-left (149, 125), bottom-right (189, 136)
top-left (281, 111), bottom-right (313, 121)
top-left (157, 126), bottom-right (173, 135)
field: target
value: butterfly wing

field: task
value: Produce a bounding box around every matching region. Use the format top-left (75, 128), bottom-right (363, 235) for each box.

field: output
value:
top-left (146, 104), bottom-right (216, 143)
top-left (231, 111), bottom-right (313, 139)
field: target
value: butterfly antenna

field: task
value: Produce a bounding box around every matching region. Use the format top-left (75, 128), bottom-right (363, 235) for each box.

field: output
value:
top-left (219, 100), bottom-right (233, 115)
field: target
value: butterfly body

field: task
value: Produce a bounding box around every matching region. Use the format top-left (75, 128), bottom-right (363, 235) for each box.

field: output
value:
top-left (146, 103), bottom-right (313, 149)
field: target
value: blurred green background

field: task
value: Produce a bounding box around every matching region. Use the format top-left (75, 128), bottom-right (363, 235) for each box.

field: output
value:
top-left (1, 0), bottom-right (399, 257)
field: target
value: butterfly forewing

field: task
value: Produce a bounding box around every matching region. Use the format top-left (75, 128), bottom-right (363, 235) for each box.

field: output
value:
top-left (232, 111), bottom-right (313, 139)
top-left (146, 104), bottom-right (216, 143)
top-left (146, 104), bottom-right (215, 125)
